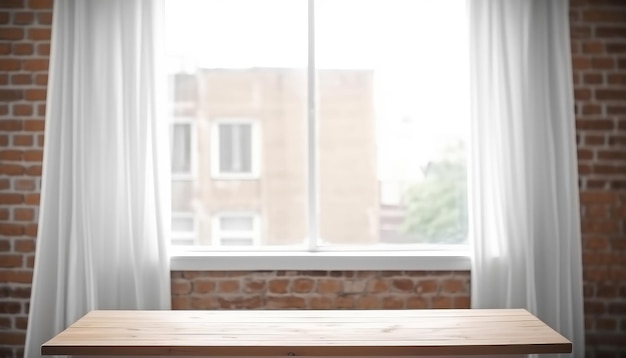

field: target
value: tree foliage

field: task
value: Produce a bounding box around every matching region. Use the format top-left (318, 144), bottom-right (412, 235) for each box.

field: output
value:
top-left (402, 142), bottom-right (467, 244)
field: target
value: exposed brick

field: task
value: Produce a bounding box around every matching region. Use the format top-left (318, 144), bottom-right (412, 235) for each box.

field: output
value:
top-left (583, 10), bottom-right (626, 23)
top-left (2, 0), bottom-right (25, 8)
top-left (0, 271), bottom-right (32, 284)
top-left (11, 73), bottom-right (32, 85)
top-left (243, 279), bottom-right (265, 293)
top-left (24, 89), bottom-right (46, 101)
top-left (0, 28), bottom-right (24, 40)
top-left (392, 278), bottom-right (414, 292)
top-left (0, 224), bottom-right (25, 236)
top-left (591, 57), bottom-right (615, 69)
top-left (406, 296), bottom-right (428, 308)
top-left (607, 74), bottom-right (626, 85)
top-left (416, 280), bottom-right (438, 294)
top-left (28, 0), bottom-right (52, 9)
top-left (23, 150), bottom-right (42, 161)
top-left (0, 90), bottom-right (23, 102)
top-left (432, 297), bottom-right (453, 309)
top-left (333, 296), bottom-right (354, 308)
top-left (22, 58), bottom-right (47, 71)
top-left (381, 296), bottom-right (404, 309)
top-left (596, 26), bottom-right (626, 38)
top-left (0, 59), bottom-right (21, 71)
top-left (192, 279), bottom-right (214, 294)
top-left (0, 194), bottom-right (24, 205)
top-left (26, 27), bottom-right (50, 40)
top-left (442, 279), bottom-right (465, 293)
top-left (23, 119), bottom-right (44, 131)
top-left (0, 255), bottom-right (22, 268)
top-left (37, 12), bottom-right (52, 25)
top-left (217, 280), bottom-right (240, 293)
top-left (597, 90), bottom-right (626, 101)
top-left (292, 278), bottom-right (314, 293)
top-left (34, 73), bottom-right (47, 85)
top-left (24, 193), bottom-right (40, 205)
top-left (13, 208), bottom-right (34, 221)
top-left (355, 296), bottom-right (381, 310)
top-left (582, 41), bottom-right (605, 54)
top-left (0, 42), bottom-right (10, 55)
top-left (268, 278), bottom-right (289, 293)
top-left (453, 296), bottom-right (471, 308)
top-left (13, 11), bottom-right (34, 25)
top-left (0, 302), bottom-right (21, 314)
top-left (217, 296), bottom-right (259, 309)
top-left (266, 296), bottom-right (305, 309)
top-left (606, 43), bottom-right (626, 53)
top-left (309, 296), bottom-right (333, 309)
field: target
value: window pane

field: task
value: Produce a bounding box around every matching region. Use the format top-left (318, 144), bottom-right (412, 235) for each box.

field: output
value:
top-left (316, 0), bottom-right (469, 245)
top-left (219, 125), bottom-right (234, 173)
top-left (166, 0), bottom-right (308, 247)
top-left (171, 123), bottom-right (191, 174)
top-left (220, 216), bottom-right (253, 231)
top-left (218, 124), bottom-right (253, 174)
top-left (238, 125), bottom-right (252, 173)
top-left (172, 216), bottom-right (194, 232)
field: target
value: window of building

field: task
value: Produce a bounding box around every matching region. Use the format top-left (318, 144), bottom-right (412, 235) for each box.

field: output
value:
top-left (170, 119), bottom-right (195, 179)
top-left (212, 213), bottom-right (261, 247)
top-left (211, 119), bottom-right (260, 179)
top-left (171, 213), bottom-right (197, 246)
top-left (165, 0), bottom-right (470, 264)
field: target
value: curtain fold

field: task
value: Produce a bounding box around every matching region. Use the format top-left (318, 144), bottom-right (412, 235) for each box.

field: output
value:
top-left (25, 1), bottom-right (170, 357)
top-left (468, 0), bottom-right (584, 357)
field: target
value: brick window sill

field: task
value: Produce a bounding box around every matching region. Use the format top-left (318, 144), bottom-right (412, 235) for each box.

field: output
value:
top-left (170, 249), bottom-right (471, 271)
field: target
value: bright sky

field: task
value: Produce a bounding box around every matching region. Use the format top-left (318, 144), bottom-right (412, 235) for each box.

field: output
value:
top-left (164, 0), bottom-right (470, 181)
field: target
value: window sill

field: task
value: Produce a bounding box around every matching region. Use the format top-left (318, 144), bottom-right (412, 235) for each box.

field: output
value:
top-left (170, 250), bottom-right (471, 271)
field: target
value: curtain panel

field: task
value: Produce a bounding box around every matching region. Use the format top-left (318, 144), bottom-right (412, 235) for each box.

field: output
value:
top-left (25, 1), bottom-right (171, 357)
top-left (469, 0), bottom-right (585, 357)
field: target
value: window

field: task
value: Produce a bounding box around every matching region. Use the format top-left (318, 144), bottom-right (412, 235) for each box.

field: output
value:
top-left (212, 213), bottom-right (261, 247)
top-left (171, 213), bottom-right (197, 246)
top-left (170, 119), bottom-right (195, 179)
top-left (165, 0), bottom-right (470, 256)
top-left (211, 118), bottom-right (260, 179)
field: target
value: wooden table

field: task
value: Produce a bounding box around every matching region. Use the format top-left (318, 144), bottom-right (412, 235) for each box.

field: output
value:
top-left (42, 309), bottom-right (572, 357)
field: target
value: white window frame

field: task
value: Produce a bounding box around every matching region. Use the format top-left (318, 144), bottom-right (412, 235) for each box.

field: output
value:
top-left (170, 117), bottom-right (197, 180)
top-left (211, 212), bottom-right (261, 247)
top-left (171, 212), bottom-right (198, 246)
top-left (210, 118), bottom-right (261, 180)
top-left (168, 0), bottom-right (471, 271)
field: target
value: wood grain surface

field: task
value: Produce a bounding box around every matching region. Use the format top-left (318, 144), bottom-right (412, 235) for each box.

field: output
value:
top-left (41, 309), bottom-right (572, 356)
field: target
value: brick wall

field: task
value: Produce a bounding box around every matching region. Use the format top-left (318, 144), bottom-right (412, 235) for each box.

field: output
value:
top-left (1, 0), bottom-right (625, 357)
top-left (170, 271), bottom-right (470, 310)
top-left (570, 0), bottom-right (626, 356)
top-left (0, 0), bottom-right (50, 357)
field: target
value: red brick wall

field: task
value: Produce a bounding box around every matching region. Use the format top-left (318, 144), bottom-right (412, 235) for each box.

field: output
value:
top-left (1, 0), bottom-right (625, 357)
top-left (0, 0), bottom-right (50, 357)
top-left (170, 271), bottom-right (470, 310)
top-left (571, 0), bottom-right (626, 356)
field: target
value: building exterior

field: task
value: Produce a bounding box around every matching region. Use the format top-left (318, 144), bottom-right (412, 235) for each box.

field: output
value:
top-left (170, 68), bottom-right (379, 247)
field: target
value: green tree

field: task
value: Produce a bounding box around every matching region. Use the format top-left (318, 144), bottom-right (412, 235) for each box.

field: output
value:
top-left (402, 142), bottom-right (467, 244)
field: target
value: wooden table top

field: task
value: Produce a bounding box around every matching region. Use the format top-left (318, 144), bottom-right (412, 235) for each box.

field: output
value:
top-left (42, 309), bottom-right (572, 356)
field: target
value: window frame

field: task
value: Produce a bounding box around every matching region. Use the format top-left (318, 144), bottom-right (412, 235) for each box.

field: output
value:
top-left (170, 117), bottom-right (197, 181)
top-left (210, 117), bottom-right (261, 180)
top-left (167, 0), bottom-right (471, 271)
top-left (211, 212), bottom-right (262, 247)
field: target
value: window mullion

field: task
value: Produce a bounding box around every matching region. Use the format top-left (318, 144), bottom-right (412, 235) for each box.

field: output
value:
top-left (307, 0), bottom-right (318, 252)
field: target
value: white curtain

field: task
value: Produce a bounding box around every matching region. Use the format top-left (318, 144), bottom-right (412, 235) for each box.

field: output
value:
top-left (469, 0), bottom-right (584, 357)
top-left (25, 1), bottom-right (170, 357)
